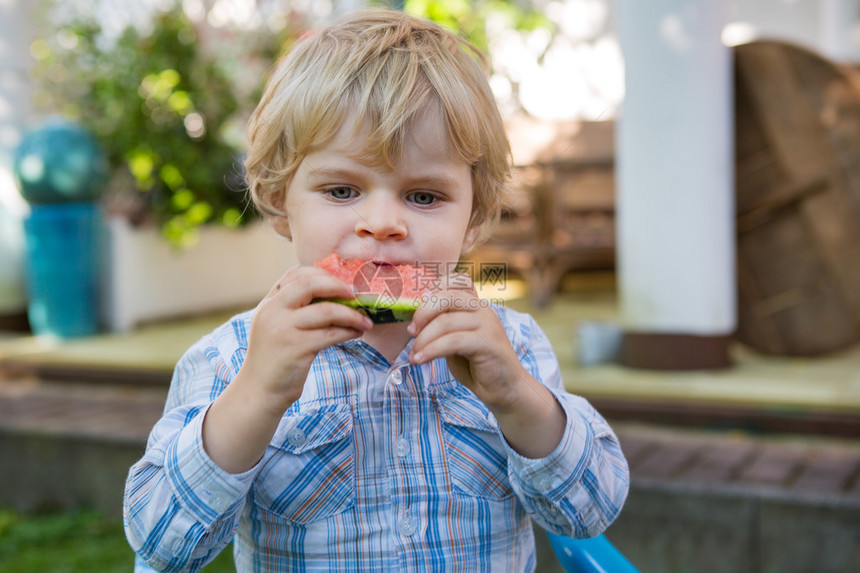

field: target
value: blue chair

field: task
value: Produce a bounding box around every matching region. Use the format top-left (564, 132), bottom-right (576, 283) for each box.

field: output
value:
top-left (547, 532), bottom-right (639, 573)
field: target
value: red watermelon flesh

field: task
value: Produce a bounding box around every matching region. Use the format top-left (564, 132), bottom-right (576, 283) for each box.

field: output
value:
top-left (314, 253), bottom-right (432, 323)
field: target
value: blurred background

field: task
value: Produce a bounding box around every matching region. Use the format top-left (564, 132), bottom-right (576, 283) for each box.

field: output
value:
top-left (1, 1), bottom-right (859, 572)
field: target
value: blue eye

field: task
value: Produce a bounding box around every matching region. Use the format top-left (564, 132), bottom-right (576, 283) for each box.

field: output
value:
top-left (410, 192), bottom-right (436, 205)
top-left (328, 186), bottom-right (355, 200)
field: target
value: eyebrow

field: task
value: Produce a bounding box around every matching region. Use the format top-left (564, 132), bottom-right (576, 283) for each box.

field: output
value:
top-left (305, 166), bottom-right (365, 182)
top-left (306, 165), bottom-right (463, 190)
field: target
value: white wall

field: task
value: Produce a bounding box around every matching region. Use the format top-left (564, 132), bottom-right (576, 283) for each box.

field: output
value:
top-left (0, 0), bottom-right (33, 314)
top-left (104, 219), bottom-right (297, 332)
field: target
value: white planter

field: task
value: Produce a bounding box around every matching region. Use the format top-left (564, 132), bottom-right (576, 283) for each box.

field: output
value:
top-left (103, 217), bottom-right (296, 332)
top-left (0, 198), bottom-right (27, 314)
top-left (0, 171), bottom-right (29, 315)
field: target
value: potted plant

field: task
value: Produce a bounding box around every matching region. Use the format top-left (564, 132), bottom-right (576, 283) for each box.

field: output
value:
top-left (30, 1), bottom-right (310, 331)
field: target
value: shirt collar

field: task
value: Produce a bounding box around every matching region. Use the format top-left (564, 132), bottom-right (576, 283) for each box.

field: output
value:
top-left (337, 338), bottom-right (416, 369)
top-left (304, 339), bottom-right (449, 399)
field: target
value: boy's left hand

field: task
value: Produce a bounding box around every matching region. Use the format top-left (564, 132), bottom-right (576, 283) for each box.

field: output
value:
top-left (407, 275), bottom-right (565, 458)
top-left (407, 277), bottom-right (528, 411)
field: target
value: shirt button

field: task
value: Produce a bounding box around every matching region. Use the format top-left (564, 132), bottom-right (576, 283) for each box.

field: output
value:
top-left (394, 438), bottom-right (410, 457)
top-left (388, 369), bottom-right (403, 385)
top-left (399, 515), bottom-right (417, 536)
top-left (536, 476), bottom-right (553, 493)
top-left (209, 493), bottom-right (229, 513)
top-left (286, 428), bottom-right (307, 448)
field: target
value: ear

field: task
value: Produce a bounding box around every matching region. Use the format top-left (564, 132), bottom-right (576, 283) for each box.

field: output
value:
top-left (461, 225), bottom-right (481, 254)
top-left (270, 215), bottom-right (292, 240)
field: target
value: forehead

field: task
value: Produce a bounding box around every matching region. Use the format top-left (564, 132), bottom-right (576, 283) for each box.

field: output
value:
top-left (311, 106), bottom-right (461, 168)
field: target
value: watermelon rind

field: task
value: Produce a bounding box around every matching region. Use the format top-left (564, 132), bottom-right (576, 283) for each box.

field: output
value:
top-left (322, 296), bottom-right (420, 324)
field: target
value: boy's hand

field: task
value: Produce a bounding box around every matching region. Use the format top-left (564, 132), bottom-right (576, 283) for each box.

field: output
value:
top-left (202, 265), bottom-right (371, 474)
top-left (409, 276), bottom-right (528, 409)
top-left (407, 276), bottom-right (529, 410)
top-left (407, 275), bottom-right (565, 459)
top-left (244, 265), bottom-right (374, 410)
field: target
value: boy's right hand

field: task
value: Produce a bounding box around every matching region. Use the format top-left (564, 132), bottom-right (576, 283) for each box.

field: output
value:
top-left (202, 265), bottom-right (371, 474)
top-left (243, 265), bottom-right (374, 411)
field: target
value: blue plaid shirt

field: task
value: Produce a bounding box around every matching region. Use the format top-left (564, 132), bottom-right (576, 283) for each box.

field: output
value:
top-left (124, 306), bottom-right (628, 572)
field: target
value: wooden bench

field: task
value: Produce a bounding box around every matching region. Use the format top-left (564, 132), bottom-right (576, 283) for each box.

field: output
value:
top-left (467, 116), bottom-right (616, 306)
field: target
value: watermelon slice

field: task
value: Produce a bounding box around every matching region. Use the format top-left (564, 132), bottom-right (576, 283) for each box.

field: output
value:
top-left (314, 253), bottom-right (432, 323)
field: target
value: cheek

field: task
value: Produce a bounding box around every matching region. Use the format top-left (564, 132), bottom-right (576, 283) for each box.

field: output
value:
top-left (425, 234), bottom-right (469, 263)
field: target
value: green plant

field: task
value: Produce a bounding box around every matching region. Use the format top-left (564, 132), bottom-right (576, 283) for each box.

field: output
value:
top-left (0, 508), bottom-right (236, 572)
top-left (402, 0), bottom-right (551, 54)
top-left (32, 2), bottom-right (299, 246)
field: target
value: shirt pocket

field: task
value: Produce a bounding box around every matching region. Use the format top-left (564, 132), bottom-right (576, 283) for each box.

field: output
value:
top-left (436, 393), bottom-right (515, 500)
top-left (252, 404), bottom-right (356, 524)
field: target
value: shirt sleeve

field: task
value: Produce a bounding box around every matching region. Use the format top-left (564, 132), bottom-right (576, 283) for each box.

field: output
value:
top-left (497, 310), bottom-right (630, 538)
top-left (123, 318), bottom-right (258, 572)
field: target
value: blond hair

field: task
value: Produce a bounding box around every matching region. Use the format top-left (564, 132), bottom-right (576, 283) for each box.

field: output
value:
top-left (244, 9), bottom-right (511, 238)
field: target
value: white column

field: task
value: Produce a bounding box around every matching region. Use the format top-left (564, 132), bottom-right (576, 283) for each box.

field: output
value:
top-left (615, 0), bottom-right (735, 368)
top-left (820, 0), bottom-right (860, 62)
top-left (0, 0), bottom-right (33, 314)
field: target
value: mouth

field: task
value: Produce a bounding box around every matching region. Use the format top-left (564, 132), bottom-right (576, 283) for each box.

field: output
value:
top-left (340, 253), bottom-right (417, 269)
top-left (370, 261), bottom-right (397, 269)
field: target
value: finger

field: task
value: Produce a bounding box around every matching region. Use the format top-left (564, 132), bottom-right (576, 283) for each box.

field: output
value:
top-left (268, 268), bottom-right (355, 308)
top-left (300, 325), bottom-right (370, 349)
top-left (410, 330), bottom-right (485, 365)
top-left (411, 309), bottom-right (478, 353)
top-left (293, 301), bottom-right (373, 332)
top-left (410, 288), bottom-right (482, 335)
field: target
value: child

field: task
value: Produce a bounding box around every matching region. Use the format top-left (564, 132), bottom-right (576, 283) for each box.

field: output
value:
top-left (124, 9), bottom-right (628, 571)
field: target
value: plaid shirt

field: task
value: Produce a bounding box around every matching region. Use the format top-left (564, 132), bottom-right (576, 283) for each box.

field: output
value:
top-left (124, 306), bottom-right (628, 572)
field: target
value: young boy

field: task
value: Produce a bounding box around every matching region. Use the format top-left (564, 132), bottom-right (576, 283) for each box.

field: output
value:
top-left (124, 9), bottom-right (628, 572)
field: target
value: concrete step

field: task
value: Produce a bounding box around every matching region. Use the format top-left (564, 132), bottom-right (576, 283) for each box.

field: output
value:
top-left (0, 376), bottom-right (164, 516)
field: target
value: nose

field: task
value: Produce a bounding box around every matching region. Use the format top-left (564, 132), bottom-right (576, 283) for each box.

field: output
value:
top-left (354, 194), bottom-right (408, 240)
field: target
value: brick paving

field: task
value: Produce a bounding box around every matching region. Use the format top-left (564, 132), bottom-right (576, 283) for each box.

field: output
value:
top-left (1, 373), bottom-right (859, 504)
top-left (614, 423), bottom-right (860, 502)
